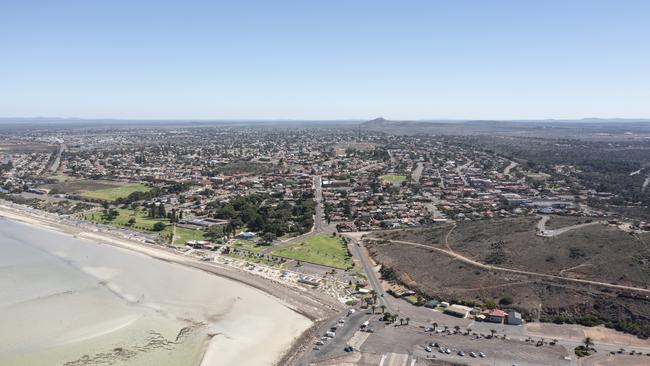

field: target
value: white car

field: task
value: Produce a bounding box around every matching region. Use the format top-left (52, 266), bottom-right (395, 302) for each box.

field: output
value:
top-left (479, 352), bottom-right (486, 358)
top-left (469, 352), bottom-right (477, 358)
top-left (425, 346), bottom-right (432, 352)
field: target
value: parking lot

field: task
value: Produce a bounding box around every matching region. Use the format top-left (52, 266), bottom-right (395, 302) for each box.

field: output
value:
top-left (309, 310), bottom-right (372, 360)
top-left (361, 323), bottom-right (572, 366)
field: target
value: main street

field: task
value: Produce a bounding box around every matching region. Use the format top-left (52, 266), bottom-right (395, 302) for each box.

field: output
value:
top-left (346, 235), bottom-right (393, 313)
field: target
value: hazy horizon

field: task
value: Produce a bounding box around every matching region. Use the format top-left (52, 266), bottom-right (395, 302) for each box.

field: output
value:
top-left (2, 116), bottom-right (650, 124)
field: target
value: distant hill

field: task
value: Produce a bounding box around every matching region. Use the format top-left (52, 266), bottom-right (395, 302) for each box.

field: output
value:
top-left (360, 117), bottom-right (650, 138)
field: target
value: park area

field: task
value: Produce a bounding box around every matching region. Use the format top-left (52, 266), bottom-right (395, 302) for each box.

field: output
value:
top-left (380, 174), bottom-right (407, 183)
top-left (43, 177), bottom-right (150, 202)
top-left (172, 226), bottom-right (207, 245)
top-left (84, 208), bottom-right (167, 231)
top-left (83, 208), bottom-right (208, 246)
top-left (271, 234), bottom-right (352, 269)
top-left (80, 183), bottom-right (150, 201)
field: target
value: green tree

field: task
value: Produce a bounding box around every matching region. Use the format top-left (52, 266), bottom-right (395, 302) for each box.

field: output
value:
top-left (261, 232), bottom-right (277, 244)
top-left (484, 298), bottom-right (497, 309)
top-left (206, 225), bottom-right (224, 240)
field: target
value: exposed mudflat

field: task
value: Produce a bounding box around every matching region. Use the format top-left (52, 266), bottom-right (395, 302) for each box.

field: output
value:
top-left (0, 218), bottom-right (311, 366)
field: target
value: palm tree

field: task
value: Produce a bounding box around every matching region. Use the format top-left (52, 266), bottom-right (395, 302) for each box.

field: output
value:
top-left (371, 305), bottom-right (376, 314)
top-left (443, 325), bottom-right (449, 333)
top-left (583, 337), bottom-right (594, 350)
top-left (380, 304), bottom-right (386, 314)
top-left (432, 322), bottom-right (438, 332)
top-left (465, 328), bottom-right (472, 335)
top-left (490, 329), bottom-right (497, 338)
top-left (399, 318), bottom-right (404, 325)
top-left (454, 325), bottom-right (460, 333)
top-left (370, 290), bottom-right (377, 304)
top-left (405, 317), bottom-right (410, 325)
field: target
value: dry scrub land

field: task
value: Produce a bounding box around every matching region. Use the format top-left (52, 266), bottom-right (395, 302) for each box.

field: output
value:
top-left (367, 217), bottom-right (650, 338)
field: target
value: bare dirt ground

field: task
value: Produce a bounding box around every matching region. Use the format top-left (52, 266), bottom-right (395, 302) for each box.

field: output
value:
top-left (42, 179), bottom-right (123, 193)
top-left (580, 354), bottom-right (650, 366)
top-left (0, 142), bottom-right (57, 153)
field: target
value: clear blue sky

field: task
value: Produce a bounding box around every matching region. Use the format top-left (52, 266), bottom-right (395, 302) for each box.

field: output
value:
top-left (1, 0), bottom-right (649, 120)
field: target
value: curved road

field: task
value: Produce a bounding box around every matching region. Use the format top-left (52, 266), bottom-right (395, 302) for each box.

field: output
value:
top-left (536, 215), bottom-right (603, 237)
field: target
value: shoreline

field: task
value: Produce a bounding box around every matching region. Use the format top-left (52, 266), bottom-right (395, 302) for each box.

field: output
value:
top-left (0, 202), bottom-right (342, 365)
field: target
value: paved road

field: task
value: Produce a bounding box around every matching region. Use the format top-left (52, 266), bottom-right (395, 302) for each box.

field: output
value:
top-left (347, 236), bottom-right (393, 313)
top-left (313, 175), bottom-right (325, 232)
top-left (503, 160), bottom-right (518, 177)
top-left (297, 309), bottom-right (369, 365)
top-left (455, 160), bottom-right (472, 186)
top-left (536, 215), bottom-right (603, 237)
top-left (435, 168), bottom-right (445, 189)
top-left (411, 162), bottom-right (424, 184)
top-left (48, 142), bottom-right (66, 173)
top-left (364, 237), bottom-right (650, 294)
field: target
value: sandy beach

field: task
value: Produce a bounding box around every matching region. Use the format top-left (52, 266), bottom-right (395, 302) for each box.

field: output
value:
top-left (0, 204), bottom-right (327, 366)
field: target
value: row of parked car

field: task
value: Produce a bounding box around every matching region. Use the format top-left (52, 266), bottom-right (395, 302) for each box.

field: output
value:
top-left (314, 317), bottom-right (348, 351)
top-left (424, 342), bottom-right (486, 359)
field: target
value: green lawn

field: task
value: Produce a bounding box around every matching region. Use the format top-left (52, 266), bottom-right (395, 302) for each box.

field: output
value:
top-left (80, 183), bottom-right (150, 201)
top-left (271, 234), bottom-right (352, 269)
top-left (84, 208), bottom-right (169, 232)
top-left (381, 175), bottom-right (407, 183)
top-left (173, 227), bottom-right (207, 245)
top-left (231, 239), bottom-right (269, 253)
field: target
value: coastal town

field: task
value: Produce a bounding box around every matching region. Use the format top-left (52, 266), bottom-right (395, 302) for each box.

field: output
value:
top-left (1, 122), bottom-right (650, 366)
